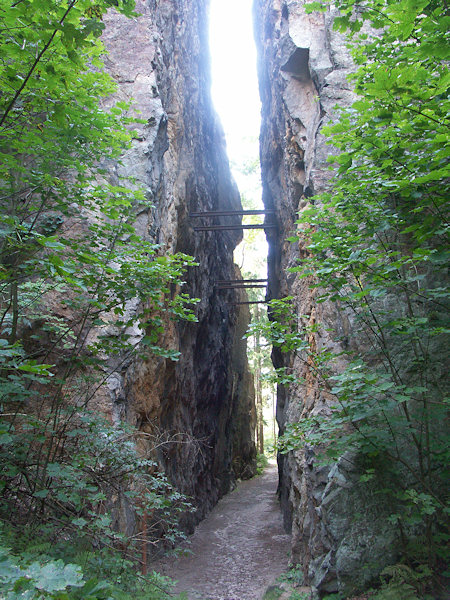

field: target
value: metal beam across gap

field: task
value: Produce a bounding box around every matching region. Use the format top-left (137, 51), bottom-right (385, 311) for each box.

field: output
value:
top-left (216, 279), bottom-right (268, 284)
top-left (229, 301), bottom-right (268, 305)
top-left (217, 285), bottom-right (267, 290)
top-left (217, 283), bottom-right (267, 288)
top-left (189, 210), bottom-right (275, 218)
top-left (194, 224), bottom-right (276, 231)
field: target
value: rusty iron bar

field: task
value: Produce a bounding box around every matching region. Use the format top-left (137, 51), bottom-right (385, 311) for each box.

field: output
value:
top-left (217, 285), bottom-right (267, 290)
top-left (193, 224), bottom-right (276, 231)
top-left (189, 210), bottom-right (275, 217)
top-left (216, 282), bottom-right (267, 287)
top-left (216, 283), bottom-right (267, 288)
top-left (142, 510), bottom-right (147, 575)
top-left (216, 279), bottom-right (268, 284)
top-left (229, 301), bottom-right (268, 305)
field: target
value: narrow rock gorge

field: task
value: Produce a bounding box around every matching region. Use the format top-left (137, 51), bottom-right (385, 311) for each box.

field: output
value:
top-left (99, 0), bottom-right (256, 532)
top-left (3, 1), bottom-right (445, 598)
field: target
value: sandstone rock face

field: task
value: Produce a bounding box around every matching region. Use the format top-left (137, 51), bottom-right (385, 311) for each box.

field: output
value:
top-left (99, 0), bottom-right (256, 532)
top-left (255, 1), bottom-right (395, 595)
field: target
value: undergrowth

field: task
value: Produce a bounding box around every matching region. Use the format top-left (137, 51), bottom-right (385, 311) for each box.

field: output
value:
top-left (0, 538), bottom-right (181, 600)
top-left (256, 453), bottom-right (269, 475)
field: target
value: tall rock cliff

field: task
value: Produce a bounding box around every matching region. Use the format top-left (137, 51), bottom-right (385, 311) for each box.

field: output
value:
top-left (99, 0), bottom-right (256, 532)
top-left (255, 1), bottom-right (397, 595)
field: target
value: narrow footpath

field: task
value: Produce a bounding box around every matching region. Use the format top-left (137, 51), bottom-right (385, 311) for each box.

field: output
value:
top-left (154, 464), bottom-right (291, 600)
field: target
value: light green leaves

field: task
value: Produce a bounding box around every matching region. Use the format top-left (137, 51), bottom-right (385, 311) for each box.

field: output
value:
top-left (26, 561), bottom-right (84, 592)
top-left (0, 548), bottom-right (84, 600)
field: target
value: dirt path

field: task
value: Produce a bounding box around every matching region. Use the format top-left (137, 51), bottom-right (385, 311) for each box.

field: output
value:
top-left (154, 464), bottom-right (291, 600)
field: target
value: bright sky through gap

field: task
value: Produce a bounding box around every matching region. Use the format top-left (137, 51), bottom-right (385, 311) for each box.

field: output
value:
top-left (209, 0), bottom-right (261, 185)
top-left (209, 0), bottom-right (267, 277)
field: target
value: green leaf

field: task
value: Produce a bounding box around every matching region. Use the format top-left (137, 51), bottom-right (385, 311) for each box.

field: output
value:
top-left (18, 362), bottom-right (55, 376)
top-left (25, 560), bottom-right (84, 591)
top-left (71, 518), bottom-right (88, 528)
top-left (33, 489), bottom-right (50, 499)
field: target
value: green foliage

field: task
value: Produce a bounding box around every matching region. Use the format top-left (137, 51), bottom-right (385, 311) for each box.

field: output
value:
top-left (0, 546), bottom-right (85, 600)
top-left (277, 563), bottom-right (303, 587)
top-left (0, 0), bottom-right (197, 594)
top-left (371, 563), bottom-right (435, 599)
top-left (1, 412), bottom-right (192, 550)
top-left (246, 303), bottom-right (276, 455)
top-left (258, 0), bottom-right (449, 592)
top-left (262, 587), bottom-right (284, 600)
top-left (274, 564), bottom-right (308, 600)
top-left (0, 543), bottom-right (181, 600)
top-left (256, 452), bottom-right (269, 475)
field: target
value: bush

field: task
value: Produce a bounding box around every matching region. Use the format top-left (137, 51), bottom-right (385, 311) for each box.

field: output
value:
top-left (256, 453), bottom-right (269, 475)
top-left (0, 543), bottom-right (179, 600)
top-left (0, 0), bottom-right (197, 591)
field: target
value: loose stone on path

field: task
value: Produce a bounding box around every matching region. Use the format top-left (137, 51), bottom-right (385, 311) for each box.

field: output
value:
top-left (154, 463), bottom-right (291, 600)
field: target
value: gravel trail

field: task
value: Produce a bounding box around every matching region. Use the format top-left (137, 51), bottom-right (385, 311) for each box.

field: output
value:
top-left (154, 464), bottom-right (291, 600)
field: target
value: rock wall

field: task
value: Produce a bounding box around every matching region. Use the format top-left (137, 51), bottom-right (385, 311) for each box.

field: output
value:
top-left (255, 1), bottom-right (395, 595)
top-left (99, 0), bottom-right (256, 533)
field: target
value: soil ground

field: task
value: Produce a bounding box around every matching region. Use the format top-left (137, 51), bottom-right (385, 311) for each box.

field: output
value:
top-left (153, 463), bottom-right (291, 600)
